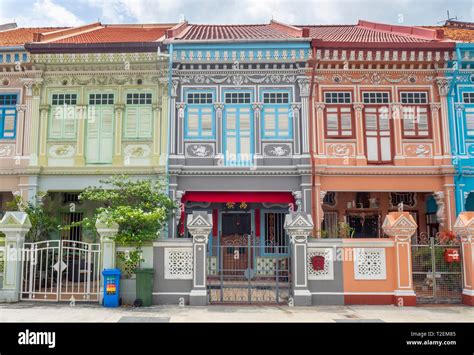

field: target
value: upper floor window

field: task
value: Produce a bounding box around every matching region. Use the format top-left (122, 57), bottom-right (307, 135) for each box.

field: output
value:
top-left (324, 92), bottom-right (351, 104)
top-left (362, 92), bottom-right (390, 104)
top-left (89, 93), bottom-right (114, 105)
top-left (400, 91), bottom-right (430, 138)
top-left (124, 92), bottom-right (152, 139)
top-left (127, 93), bottom-right (152, 105)
top-left (49, 93), bottom-right (78, 139)
top-left (324, 92), bottom-right (353, 138)
top-left (463, 92), bottom-right (474, 104)
top-left (262, 91), bottom-right (292, 139)
top-left (185, 91), bottom-right (215, 139)
top-left (0, 94), bottom-right (17, 139)
top-left (187, 92), bottom-right (212, 104)
top-left (466, 107), bottom-right (474, 136)
top-left (225, 92), bottom-right (251, 104)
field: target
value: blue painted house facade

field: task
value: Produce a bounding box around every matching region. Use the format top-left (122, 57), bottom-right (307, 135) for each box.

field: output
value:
top-left (447, 43), bottom-right (474, 213)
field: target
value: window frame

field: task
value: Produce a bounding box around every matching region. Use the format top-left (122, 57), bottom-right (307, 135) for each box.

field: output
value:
top-left (184, 89), bottom-right (216, 140)
top-left (362, 91), bottom-right (393, 164)
top-left (400, 91), bottom-right (431, 139)
top-left (124, 91), bottom-right (154, 140)
top-left (0, 93), bottom-right (18, 139)
top-left (260, 89), bottom-right (293, 140)
top-left (48, 91), bottom-right (79, 140)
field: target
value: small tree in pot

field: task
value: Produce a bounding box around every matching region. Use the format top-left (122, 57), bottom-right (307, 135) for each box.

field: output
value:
top-left (78, 175), bottom-right (176, 306)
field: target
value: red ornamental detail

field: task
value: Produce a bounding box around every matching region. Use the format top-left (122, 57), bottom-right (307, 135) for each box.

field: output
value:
top-left (311, 255), bottom-right (325, 271)
top-left (444, 249), bottom-right (460, 263)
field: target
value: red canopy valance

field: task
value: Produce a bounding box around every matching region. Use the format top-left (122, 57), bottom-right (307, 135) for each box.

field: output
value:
top-left (181, 191), bottom-right (295, 204)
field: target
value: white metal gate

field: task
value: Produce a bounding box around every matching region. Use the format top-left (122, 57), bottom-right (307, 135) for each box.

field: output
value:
top-left (21, 240), bottom-right (101, 302)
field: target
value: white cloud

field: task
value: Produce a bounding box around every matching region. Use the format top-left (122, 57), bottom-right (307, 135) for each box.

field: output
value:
top-left (0, 0), bottom-right (84, 27)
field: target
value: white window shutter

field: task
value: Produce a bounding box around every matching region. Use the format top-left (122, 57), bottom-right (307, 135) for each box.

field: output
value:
top-left (99, 107), bottom-right (114, 163)
top-left (86, 106), bottom-right (100, 163)
top-left (125, 107), bottom-right (138, 138)
top-left (138, 107), bottom-right (152, 139)
top-left (50, 106), bottom-right (64, 138)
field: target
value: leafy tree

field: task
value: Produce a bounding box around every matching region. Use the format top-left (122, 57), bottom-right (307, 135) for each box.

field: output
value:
top-left (6, 192), bottom-right (60, 242)
top-left (78, 175), bottom-right (176, 267)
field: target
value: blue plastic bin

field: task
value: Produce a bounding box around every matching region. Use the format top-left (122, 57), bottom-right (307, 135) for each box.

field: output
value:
top-left (102, 268), bottom-right (121, 307)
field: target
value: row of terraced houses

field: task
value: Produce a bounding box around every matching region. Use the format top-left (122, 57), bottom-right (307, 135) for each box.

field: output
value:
top-left (1, 19), bottom-right (474, 307)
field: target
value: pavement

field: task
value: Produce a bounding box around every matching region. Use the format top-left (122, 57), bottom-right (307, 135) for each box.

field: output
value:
top-left (0, 302), bottom-right (473, 322)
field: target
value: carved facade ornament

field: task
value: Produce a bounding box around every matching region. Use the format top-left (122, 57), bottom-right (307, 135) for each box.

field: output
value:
top-left (297, 78), bottom-right (310, 97)
top-left (404, 143), bottom-right (432, 158)
top-left (186, 212), bottom-right (212, 243)
top-left (16, 104), bottom-right (27, 112)
top-left (178, 72), bottom-right (300, 86)
top-left (430, 103), bottom-right (441, 112)
top-left (176, 102), bottom-right (186, 119)
top-left (315, 103), bottom-right (326, 112)
top-left (171, 78), bottom-right (180, 97)
top-left (433, 191), bottom-right (446, 227)
top-left (382, 212), bottom-right (417, 238)
top-left (319, 190), bottom-right (327, 224)
top-left (455, 103), bottom-right (465, 113)
top-left (213, 102), bottom-right (225, 111)
top-left (353, 103), bottom-right (364, 112)
top-left (284, 212), bottom-right (314, 241)
top-left (436, 77), bottom-right (450, 96)
top-left (290, 102), bottom-right (302, 112)
top-left (292, 191), bottom-right (302, 211)
top-left (327, 143), bottom-right (355, 158)
top-left (251, 103), bottom-right (264, 112)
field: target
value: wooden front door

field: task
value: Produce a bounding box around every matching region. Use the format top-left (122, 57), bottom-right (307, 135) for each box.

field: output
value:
top-left (364, 106), bottom-right (392, 163)
top-left (220, 213), bottom-right (252, 274)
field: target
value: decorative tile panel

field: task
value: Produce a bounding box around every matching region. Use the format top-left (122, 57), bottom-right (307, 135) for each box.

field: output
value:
top-left (263, 143), bottom-right (292, 158)
top-left (185, 143), bottom-right (215, 158)
top-left (164, 248), bottom-right (193, 280)
top-left (307, 248), bottom-right (334, 280)
top-left (403, 143), bottom-right (432, 158)
top-left (354, 248), bottom-right (386, 280)
top-left (0, 144), bottom-right (15, 157)
top-left (256, 257), bottom-right (289, 276)
top-left (326, 143), bottom-right (356, 158)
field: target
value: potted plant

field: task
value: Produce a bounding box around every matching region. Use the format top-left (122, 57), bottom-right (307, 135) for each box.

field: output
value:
top-left (78, 175), bottom-right (176, 306)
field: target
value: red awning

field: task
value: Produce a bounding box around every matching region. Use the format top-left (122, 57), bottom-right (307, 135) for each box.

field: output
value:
top-left (181, 191), bottom-right (295, 204)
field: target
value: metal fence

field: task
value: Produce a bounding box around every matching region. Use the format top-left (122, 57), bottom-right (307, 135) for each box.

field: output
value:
top-left (207, 234), bottom-right (291, 304)
top-left (412, 237), bottom-right (463, 303)
top-left (21, 240), bottom-right (101, 302)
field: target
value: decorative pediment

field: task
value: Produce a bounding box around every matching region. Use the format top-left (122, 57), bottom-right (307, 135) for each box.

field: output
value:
top-left (453, 212), bottom-right (474, 237)
top-left (95, 212), bottom-right (119, 238)
top-left (284, 212), bottom-right (314, 240)
top-left (382, 212), bottom-right (417, 238)
top-left (0, 212), bottom-right (32, 232)
top-left (187, 212), bottom-right (212, 242)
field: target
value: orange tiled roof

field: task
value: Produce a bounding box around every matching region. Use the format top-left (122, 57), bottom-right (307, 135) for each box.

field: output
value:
top-left (424, 26), bottom-right (474, 42)
top-left (0, 27), bottom-right (67, 46)
top-left (53, 25), bottom-right (173, 43)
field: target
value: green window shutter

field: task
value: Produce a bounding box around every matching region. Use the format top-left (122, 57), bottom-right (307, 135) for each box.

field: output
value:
top-left (63, 106), bottom-right (77, 139)
top-left (125, 107), bottom-right (138, 138)
top-left (138, 107), bottom-right (152, 139)
top-left (99, 107), bottom-right (114, 163)
top-left (86, 106), bottom-right (100, 163)
top-left (50, 106), bottom-right (63, 138)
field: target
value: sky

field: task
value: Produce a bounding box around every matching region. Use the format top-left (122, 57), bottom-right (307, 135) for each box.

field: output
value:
top-left (0, 0), bottom-right (472, 27)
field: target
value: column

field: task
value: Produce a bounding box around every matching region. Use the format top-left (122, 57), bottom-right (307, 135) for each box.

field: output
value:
top-left (353, 103), bottom-right (366, 165)
top-left (391, 103), bottom-right (404, 164)
top-left (175, 102), bottom-right (186, 156)
top-left (453, 212), bottom-right (474, 306)
top-left (315, 103), bottom-right (325, 161)
top-left (297, 77), bottom-right (310, 156)
top-left (26, 80), bottom-right (41, 166)
top-left (443, 183), bottom-right (456, 231)
top-left (75, 105), bottom-right (86, 166)
top-left (214, 102), bottom-right (224, 161)
top-left (14, 104), bottom-right (26, 158)
top-left (436, 78), bottom-right (452, 159)
top-left (111, 104), bottom-right (124, 165)
top-left (291, 102), bottom-right (302, 156)
top-left (454, 103), bottom-right (465, 156)
top-left (252, 102), bottom-right (263, 163)
top-left (151, 103), bottom-right (162, 166)
top-left (95, 215), bottom-right (118, 270)
top-left (169, 78), bottom-right (179, 156)
top-left (433, 191), bottom-right (446, 229)
top-left (38, 105), bottom-right (50, 166)
top-left (284, 212), bottom-right (314, 306)
top-left (382, 211), bottom-right (417, 306)
top-left (0, 212), bottom-right (31, 302)
top-left (186, 212), bottom-right (212, 306)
